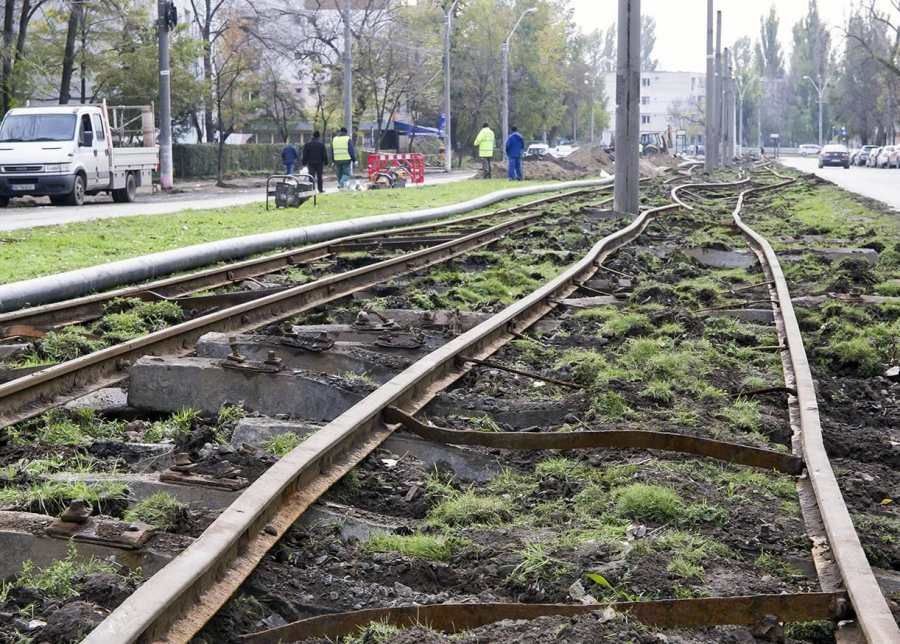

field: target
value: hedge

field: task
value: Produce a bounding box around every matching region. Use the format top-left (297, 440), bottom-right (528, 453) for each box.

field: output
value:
top-left (172, 143), bottom-right (284, 178)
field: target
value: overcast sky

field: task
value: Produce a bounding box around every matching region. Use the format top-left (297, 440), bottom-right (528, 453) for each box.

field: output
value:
top-left (569, 0), bottom-right (896, 72)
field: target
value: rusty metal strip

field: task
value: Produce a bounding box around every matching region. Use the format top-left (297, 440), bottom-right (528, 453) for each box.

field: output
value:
top-left (0, 324), bottom-right (48, 339)
top-left (0, 199), bottom-right (574, 431)
top-left (0, 189), bottom-right (599, 330)
top-left (240, 593), bottom-right (847, 643)
top-left (82, 187), bottom-right (689, 643)
top-left (167, 287), bottom-right (292, 310)
top-left (383, 407), bottom-right (803, 474)
top-left (733, 179), bottom-right (900, 642)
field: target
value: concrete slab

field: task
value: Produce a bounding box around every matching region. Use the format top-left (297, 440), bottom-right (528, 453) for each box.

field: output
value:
top-left (65, 387), bottom-right (129, 414)
top-left (230, 417), bottom-right (322, 447)
top-left (128, 356), bottom-right (369, 421)
top-left (87, 439), bottom-right (174, 472)
top-left (195, 333), bottom-right (415, 384)
top-left (383, 434), bottom-right (504, 483)
top-left (701, 309), bottom-right (774, 324)
top-left (0, 343), bottom-right (28, 359)
top-left (298, 501), bottom-right (410, 541)
top-left (0, 511), bottom-right (186, 576)
top-left (45, 472), bottom-right (240, 509)
top-left (682, 247), bottom-right (756, 269)
top-left (560, 296), bottom-right (624, 308)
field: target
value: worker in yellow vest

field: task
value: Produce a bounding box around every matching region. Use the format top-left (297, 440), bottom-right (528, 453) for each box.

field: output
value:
top-left (473, 121), bottom-right (495, 179)
top-left (331, 127), bottom-right (357, 191)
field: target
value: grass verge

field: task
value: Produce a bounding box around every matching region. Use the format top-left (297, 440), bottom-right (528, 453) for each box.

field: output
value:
top-left (0, 179), bottom-right (562, 283)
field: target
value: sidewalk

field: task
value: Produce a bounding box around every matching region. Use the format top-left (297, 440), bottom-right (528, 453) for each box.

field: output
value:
top-left (0, 170), bottom-right (476, 232)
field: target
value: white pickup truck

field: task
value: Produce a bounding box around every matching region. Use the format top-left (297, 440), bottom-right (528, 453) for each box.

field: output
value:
top-left (0, 103), bottom-right (158, 207)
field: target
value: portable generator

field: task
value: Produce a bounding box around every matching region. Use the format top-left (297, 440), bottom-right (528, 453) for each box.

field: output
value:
top-left (266, 173), bottom-right (317, 210)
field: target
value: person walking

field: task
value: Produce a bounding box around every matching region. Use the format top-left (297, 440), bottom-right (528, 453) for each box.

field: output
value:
top-left (474, 121), bottom-right (495, 179)
top-left (281, 141), bottom-right (299, 175)
top-left (505, 126), bottom-right (525, 181)
top-left (331, 127), bottom-right (357, 191)
top-left (302, 131), bottom-right (329, 193)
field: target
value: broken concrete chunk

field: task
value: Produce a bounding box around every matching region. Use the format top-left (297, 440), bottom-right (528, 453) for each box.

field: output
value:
top-left (129, 356), bottom-right (367, 421)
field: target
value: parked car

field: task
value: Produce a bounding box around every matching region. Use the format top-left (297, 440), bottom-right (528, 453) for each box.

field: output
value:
top-left (866, 147), bottom-right (882, 167)
top-left (875, 145), bottom-right (896, 168)
top-left (889, 147), bottom-right (900, 169)
top-left (524, 143), bottom-right (549, 158)
top-left (818, 144), bottom-right (850, 169)
top-left (799, 144), bottom-right (821, 156)
top-left (857, 145), bottom-right (878, 166)
top-left (848, 149), bottom-right (861, 164)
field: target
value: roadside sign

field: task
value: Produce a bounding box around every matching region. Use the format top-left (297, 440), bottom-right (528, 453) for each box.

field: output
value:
top-left (675, 129), bottom-right (686, 136)
top-left (770, 133), bottom-right (780, 139)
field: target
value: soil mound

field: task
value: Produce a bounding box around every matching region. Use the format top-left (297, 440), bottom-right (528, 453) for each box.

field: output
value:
top-left (477, 160), bottom-right (581, 181)
top-left (566, 143), bottom-right (615, 173)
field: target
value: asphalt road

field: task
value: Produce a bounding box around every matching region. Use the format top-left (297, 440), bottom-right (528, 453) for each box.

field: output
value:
top-left (0, 170), bottom-right (477, 232)
top-left (780, 156), bottom-right (900, 212)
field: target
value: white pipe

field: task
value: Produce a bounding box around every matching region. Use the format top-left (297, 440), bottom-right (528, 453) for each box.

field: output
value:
top-left (0, 179), bottom-right (612, 312)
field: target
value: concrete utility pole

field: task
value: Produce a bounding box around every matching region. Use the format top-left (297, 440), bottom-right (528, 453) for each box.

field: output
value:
top-left (758, 88), bottom-right (762, 151)
top-left (736, 78), bottom-right (750, 156)
top-left (714, 10), bottom-right (722, 167)
top-left (704, 0), bottom-right (714, 172)
top-left (613, 0), bottom-right (640, 215)
top-left (803, 75), bottom-right (828, 149)
top-left (502, 7), bottom-right (536, 161)
top-left (343, 0), bottom-right (352, 136)
top-left (157, 0), bottom-right (173, 190)
top-left (722, 47), bottom-right (732, 165)
top-left (443, 0), bottom-right (460, 173)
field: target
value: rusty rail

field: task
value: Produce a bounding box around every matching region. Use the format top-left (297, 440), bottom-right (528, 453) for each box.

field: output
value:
top-left (241, 593), bottom-right (847, 643)
top-left (81, 185), bottom-right (700, 643)
top-left (732, 172), bottom-right (900, 643)
top-left (383, 407), bottom-right (803, 474)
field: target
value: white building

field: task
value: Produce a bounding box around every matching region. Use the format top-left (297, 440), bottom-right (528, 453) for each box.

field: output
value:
top-left (599, 70), bottom-right (706, 144)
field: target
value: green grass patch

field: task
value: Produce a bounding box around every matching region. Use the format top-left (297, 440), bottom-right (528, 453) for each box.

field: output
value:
top-left (0, 479), bottom-right (128, 515)
top-left (123, 493), bottom-right (186, 531)
top-left (0, 181), bottom-right (557, 283)
top-left (363, 532), bottom-right (468, 562)
top-left (426, 488), bottom-right (511, 527)
top-left (755, 551), bottom-right (803, 577)
top-left (4, 545), bottom-right (118, 601)
top-left (261, 431), bottom-right (310, 457)
top-left (613, 483), bottom-right (683, 522)
top-left (720, 399), bottom-right (761, 432)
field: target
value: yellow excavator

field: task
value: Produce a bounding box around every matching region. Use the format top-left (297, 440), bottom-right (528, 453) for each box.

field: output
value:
top-left (640, 126), bottom-right (674, 155)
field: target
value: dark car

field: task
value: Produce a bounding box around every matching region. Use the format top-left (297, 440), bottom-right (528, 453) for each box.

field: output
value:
top-left (819, 144), bottom-right (850, 169)
top-left (856, 145), bottom-right (878, 166)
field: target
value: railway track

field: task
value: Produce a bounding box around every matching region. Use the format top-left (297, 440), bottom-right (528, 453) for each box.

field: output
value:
top-left (0, 168), bottom-right (897, 644)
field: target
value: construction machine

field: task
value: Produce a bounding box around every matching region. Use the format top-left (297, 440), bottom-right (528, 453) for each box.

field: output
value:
top-left (640, 125), bottom-right (674, 155)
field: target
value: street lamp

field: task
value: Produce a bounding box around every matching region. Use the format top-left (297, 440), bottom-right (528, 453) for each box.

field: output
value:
top-left (502, 7), bottom-right (537, 160)
top-left (803, 75), bottom-right (829, 149)
top-left (443, 0), bottom-right (460, 173)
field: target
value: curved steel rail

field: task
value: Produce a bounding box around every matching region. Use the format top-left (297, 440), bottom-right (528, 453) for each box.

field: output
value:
top-left (83, 181), bottom-right (723, 642)
top-left (732, 177), bottom-right (900, 643)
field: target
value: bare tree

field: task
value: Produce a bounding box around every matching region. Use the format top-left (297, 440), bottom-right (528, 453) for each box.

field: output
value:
top-left (844, 0), bottom-right (899, 77)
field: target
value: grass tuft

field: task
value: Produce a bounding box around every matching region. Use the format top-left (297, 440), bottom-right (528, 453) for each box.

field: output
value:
top-left (123, 493), bottom-right (186, 531)
top-left (363, 532), bottom-right (468, 562)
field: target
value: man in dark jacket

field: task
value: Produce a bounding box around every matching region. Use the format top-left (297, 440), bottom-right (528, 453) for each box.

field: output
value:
top-left (505, 126), bottom-right (525, 181)
top-left (302, 131), bottom-right (329, 193)
top-left (281, 142), bottom-right (299, 175)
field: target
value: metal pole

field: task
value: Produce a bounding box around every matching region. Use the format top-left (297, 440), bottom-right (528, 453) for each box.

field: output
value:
top-left (503, 9), bottom-right (536, 163)
top-left (157, 0), bottom-right (173, 190)
top-left (705, 0), bottom-right (714, 172)
top-left (818, 85), bottom-right (823, 149)
top-left (722, 47), bottom-right (730, 166)
top-left (590, 76), bottom-right (595, 144)
top-left (758, 81), bottom-right (763, 151)
top-left (502, 41), bottom-right (509, 162)
top-left (613, 0), bottom-right (640, 215)
top-left (443, 6), bottom-right (452, 173)
top-left (343, 0), bottom-right (352, 134)
top-left (714, 10), bottom-right (722, 167)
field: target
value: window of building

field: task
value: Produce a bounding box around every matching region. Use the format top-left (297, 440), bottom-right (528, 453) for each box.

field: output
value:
top-left (295, 87), bottom-right (303, 94)
top-left (641, 78), bottom-right (650, 87)
top-left (641, 115), bottom-right (651, 124)
top-left (641, 96), bottom-right (650, 105)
